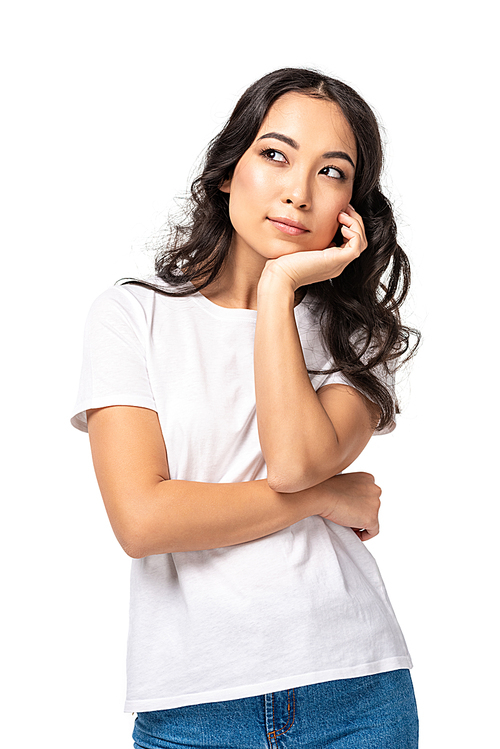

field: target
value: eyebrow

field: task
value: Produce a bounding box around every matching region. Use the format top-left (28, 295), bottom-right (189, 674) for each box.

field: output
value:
top-left (257, 131), bottom-right (356, 170)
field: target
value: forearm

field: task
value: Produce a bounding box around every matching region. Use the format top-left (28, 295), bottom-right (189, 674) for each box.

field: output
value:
top-left (255, 269), bottom-right (341, 492)
top-left (126, 478), bottom-right (325, 558)
top-left (88, 406), bottom-right (324, 558)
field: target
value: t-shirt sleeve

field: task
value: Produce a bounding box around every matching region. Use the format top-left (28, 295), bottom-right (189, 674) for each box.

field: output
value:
top-left (316, 364), bottom-right (396, 436)
top-left (70, 286), bottom-right (156, 433)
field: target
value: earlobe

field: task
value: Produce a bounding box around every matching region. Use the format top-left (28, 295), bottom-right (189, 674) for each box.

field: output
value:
top-left (219, 177), bottom-right (231, 194)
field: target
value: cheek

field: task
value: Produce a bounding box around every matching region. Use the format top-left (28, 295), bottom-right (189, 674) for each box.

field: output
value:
top-left (231, 161), bottom-right (271, 203)
top-left (316, 208), bottom-right (341, 245)
top-left (228, 163), bottom-right (274, 234)
top-left (317, 188), bottom-right (353, 241)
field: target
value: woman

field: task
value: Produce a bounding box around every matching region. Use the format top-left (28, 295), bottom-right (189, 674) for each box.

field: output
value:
top-left (72, 68), bottom-right (420, 748)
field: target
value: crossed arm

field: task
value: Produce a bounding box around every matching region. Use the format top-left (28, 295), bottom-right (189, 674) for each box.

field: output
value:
top-left (88, 403), bottom-right (380, 558)
top-left (87, 207), bottom-right (382, 558)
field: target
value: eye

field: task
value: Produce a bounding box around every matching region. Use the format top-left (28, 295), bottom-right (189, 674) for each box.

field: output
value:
top-left (259, 148), bottom-right (287, 163)
top-left (320, 165), bottom-right (346, 180)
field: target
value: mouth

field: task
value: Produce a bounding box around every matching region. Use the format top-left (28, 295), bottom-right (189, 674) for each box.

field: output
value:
top-left (267, 216), bottom-right (309, 236)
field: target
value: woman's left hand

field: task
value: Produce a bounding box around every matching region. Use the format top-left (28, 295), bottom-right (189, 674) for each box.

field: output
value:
top-left (262, 205), bottom-right (367, 291)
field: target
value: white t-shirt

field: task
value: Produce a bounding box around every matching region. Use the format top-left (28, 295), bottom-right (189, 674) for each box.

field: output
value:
top-left (71, 279), bottom-right (411, 713)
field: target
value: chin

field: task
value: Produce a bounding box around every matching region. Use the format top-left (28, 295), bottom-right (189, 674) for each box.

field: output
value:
top-left (269, 236), bottom-right (318, 255)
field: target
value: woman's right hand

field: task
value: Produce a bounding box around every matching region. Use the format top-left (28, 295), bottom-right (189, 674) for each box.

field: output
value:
top-left (259, 205), bottom-right (367, 293)
top-left (318, 472), bottom-right (381, 541)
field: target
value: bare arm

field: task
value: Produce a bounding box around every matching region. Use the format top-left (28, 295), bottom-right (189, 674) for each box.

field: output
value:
top-left (87, 405), bottom-right (381, 558)
top-left (254, 206), bottom-right (379, 493)
top-left (255, 273), bottom-right (378, 492)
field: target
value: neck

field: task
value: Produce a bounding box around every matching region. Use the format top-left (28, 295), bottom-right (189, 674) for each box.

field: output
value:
top-left (192, 238), bottom-right (307, 311)
top-left (195, 241), bottom-right (266, 310)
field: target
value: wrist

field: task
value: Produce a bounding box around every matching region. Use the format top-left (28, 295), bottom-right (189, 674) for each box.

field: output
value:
top-left (257, 262), bottom-right (297, 301)
top-left (298, 481), bottom-right (329, 518)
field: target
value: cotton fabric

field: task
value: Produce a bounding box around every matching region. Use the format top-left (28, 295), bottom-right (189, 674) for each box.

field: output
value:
top-left (71, 279), bottom-right (411, 713)
top-left (132, 670), bottom-right (418, 748)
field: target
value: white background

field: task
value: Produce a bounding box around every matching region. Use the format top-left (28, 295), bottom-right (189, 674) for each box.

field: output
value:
top-left (1, 1), bottom-right (498, 746)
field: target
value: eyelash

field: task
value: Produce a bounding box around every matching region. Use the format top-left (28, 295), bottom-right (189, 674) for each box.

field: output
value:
top-left (320, 165), bottom-right (346, 181)
top-left (259, 148), bottom-right (286, 163)
top-left (259, 148), bottom-right (346, 181)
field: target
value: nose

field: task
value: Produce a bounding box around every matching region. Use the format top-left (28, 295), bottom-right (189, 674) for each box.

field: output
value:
top-left (281, 169), bottom-right (311, 210)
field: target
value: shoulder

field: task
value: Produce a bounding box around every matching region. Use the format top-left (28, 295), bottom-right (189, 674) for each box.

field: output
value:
top-left (92, 276), bottom-right (172, 306)
top-left (87, 277), bottom-right (180, 321)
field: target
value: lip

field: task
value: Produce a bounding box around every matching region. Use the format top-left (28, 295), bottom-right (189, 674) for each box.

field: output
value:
top-left (267, 216), bottom-right (309, 236)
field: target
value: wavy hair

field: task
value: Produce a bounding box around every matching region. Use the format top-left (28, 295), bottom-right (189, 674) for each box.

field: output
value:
top-left (124, 68), bottom-right (420, 431)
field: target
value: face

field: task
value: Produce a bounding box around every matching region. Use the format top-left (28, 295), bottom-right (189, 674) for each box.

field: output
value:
top-left (221, 92), bottom-right (357, 264)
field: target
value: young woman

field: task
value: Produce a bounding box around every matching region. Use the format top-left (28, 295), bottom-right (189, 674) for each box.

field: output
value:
top-left (72, 68), bottom-right (420, 748)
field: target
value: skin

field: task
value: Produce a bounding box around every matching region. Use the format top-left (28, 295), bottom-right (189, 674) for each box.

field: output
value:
top-left (87, 93), bottom-right (382, 557)
top-left (214, 92), bottom-right (362, 308)
top-left (218, 93), bottom-right (376, 491)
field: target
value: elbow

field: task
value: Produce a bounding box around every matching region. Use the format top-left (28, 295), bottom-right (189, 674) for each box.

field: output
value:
top-left (109, 483), bottom-right (173, 558)
top-left (113, 514), bottom-right (157, 559)
top-left (267, 468), bottom-right (312, 494)
top-left (117, 524), bottom-right (149, 559)
top-left (117, 508), bottom-right (180, 558)
top-left (122, 539), bottom-right (147, 559)
top-left (267, 457), bottom-right (344, 494)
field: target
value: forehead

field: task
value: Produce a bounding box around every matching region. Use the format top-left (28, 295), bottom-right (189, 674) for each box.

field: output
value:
top-left (256, 92), bottom-right (357, 160)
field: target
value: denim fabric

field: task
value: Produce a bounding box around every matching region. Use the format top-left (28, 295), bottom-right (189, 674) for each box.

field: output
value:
top-left (132, 669), bottom-right (418, 748)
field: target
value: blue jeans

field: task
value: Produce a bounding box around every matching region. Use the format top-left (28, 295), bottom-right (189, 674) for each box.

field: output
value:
top-left (132, 669), bottom-right (418, 748)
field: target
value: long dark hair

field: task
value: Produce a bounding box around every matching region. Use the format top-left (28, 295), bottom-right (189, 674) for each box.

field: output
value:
top-left (123, 68), bottom-right (420, 431)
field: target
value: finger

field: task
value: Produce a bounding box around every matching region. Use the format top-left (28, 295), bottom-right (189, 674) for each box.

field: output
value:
top-left (346, 203), bottom-right (364, 225)
top-left (360, 527), bottom-right (379, 541)
top-left (339, 210), bottom-right (366, 240)
top-left (338, 225), bottom-right (364, 256)
top-left (340, 224), bottom-right (358, 241)
top-left (322, 245), bottom-right (361, 271)
top-left (352, 526), bottom-right (379, 542)
top-left (339, 209), bottom-right (367, 248)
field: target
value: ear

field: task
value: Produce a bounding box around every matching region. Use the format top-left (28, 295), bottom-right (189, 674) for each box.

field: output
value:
top-left (219, 177), bottom-right (231, 193)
